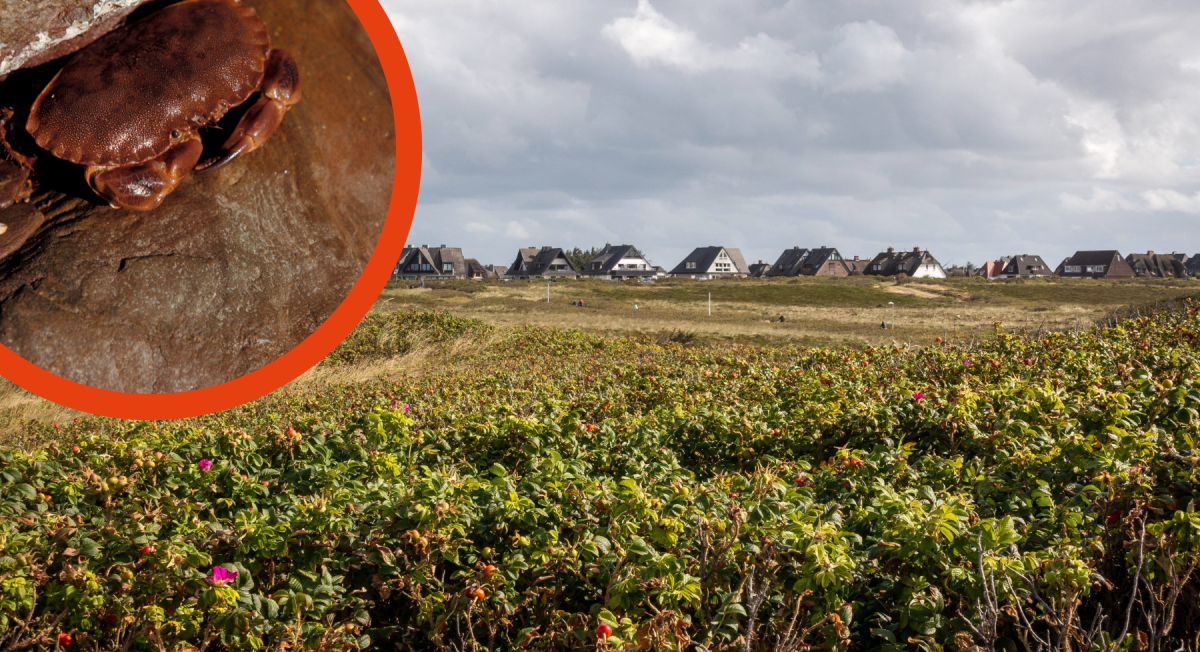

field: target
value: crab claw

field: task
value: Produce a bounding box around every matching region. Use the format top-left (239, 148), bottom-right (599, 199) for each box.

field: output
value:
top-left (195, 49), bottom-right (301, 175)
top-left (87, 136), bottom-right (204, 211)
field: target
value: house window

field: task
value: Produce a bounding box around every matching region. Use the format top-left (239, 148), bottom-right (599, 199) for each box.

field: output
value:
top-left (718, 252), bottom-right (728, 259)
top-left (870, 264), bottom-right (881, 271)
top-left (442, 263), bottom-right (453, 272)
top-left (421, 263), bottom-right (432, 271)
top-left (1095, 265), bottom-right (1105, 272)
top-left (686, 262), bottom-right (697, 269)
top-left (408, 263), bottom-right (419, 271)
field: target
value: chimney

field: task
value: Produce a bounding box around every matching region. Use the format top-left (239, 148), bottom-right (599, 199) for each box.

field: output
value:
top-left (440, 244), bottom-right (446, 248)
top-left (1148, 250), bottom-right (1155, 256)
top-left (853, 255), bottom-right (859, 261)
top-left (421, 244), bottom-right (428, 248)
top-left (887, 247), bottom-right (894, 253)
top-left (913, 246), bottom-right (920, 252)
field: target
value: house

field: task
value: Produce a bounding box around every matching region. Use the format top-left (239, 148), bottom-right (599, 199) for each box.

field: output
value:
top-left (506, 246), bottom-right (579, 279)
top-left (747, 260), bottom-right (770, 278)
top-left (581, 244), bottom-right (657, 281)
top-left (863, 247), bottom-right (947, 278)
top-left (1054, 251), bottom-right (1134, 279)
top-left (464, 258), bottom-right (495, 280)
top-left (1125, 251), bottom-right (1188, 278)
top-left (1185, 256), bottom-right (1200, 277)
top-left (393, 245), bottom-right (468, 280)
top-left (977, 258), bottom-right (1011, 279)
top-left (997, 254), bottom-right (1053, 279)
top-left (669, 246), bottom-right (749, 278)
top-left (486, 264), bottom-right (508, 278)
top-left (765, 246), bottom-right (851, 277)
top-left (844, 256), bottom-right (869, 275)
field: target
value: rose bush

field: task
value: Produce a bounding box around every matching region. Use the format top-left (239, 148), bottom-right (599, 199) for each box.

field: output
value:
top-left (1, 304), bottom-right (1199, 650)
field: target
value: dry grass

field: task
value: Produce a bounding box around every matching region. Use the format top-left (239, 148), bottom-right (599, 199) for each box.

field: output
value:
top-left (375, 276), bottom-right (1191, 348)
top-left (0, 378), bottom-right (88, 450)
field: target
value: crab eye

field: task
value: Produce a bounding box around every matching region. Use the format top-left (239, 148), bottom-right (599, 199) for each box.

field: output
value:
top-left (171, 130), bottom-right (181, 139)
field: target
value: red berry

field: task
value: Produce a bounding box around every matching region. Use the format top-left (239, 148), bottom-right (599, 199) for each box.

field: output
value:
top-left (1106, 510), bottom-right (1121, 524)
top-left (474, 589), bottom-right (486, 600)
top-left (140, 546), bottom-right (153, 555)
top-left (58, 633), bottom-right (73, 647)
top-left (1023, 359), bottom-right (1032, 365)
top-left (596, 623), bottom-right (612, 639)
top-left (484, 564), bottom-right (496, 577)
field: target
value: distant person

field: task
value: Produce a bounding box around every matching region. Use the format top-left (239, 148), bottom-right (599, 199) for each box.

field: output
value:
top-left (779, 315), bottom-right (785, 322)
top-left (880, 321), bottom-right (887, 329)
top-left (634, 304), bottom-right (639, 311)
top-left (579, 299), bottom-right (585, 307)
top-left (571, 300), bottom-right (577, 306)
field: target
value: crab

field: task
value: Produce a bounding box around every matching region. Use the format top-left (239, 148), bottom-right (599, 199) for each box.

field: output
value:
top-left (0, 0), bottom-right (300, 212)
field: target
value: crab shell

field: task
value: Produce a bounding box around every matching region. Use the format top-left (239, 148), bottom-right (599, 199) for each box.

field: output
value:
top-left (25, 0), bottom-right (271, 168)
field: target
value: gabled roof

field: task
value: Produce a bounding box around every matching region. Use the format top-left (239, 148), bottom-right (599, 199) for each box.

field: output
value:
top-left (864, 247), bottom-right (943, 276)
top-left (464, 258), bottom-right (492, 279)
top-left (584, 244), bottom-right (652, 275)
top-left (1055, 250), bottom-right (1135, 278)
top-left (844, 256), bottom-right (868, 275)
top-left (507, 247), bottom-right (578, 276)
top-left (765, 247), bottom-right (810, 277)
top-left (394, 246), bottom-right (468, 276)
top-left (1063, 250), bottom-right (1122, 266)
top-left (668, 246), bottom-right (748, 275)
top-left (1126, 252), bottom-right (1188, 278)
top-left (999, 254), bottom-right (1052, 277)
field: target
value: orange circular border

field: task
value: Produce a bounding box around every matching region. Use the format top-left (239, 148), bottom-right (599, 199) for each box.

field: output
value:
top-left (0, 0), bottom-right (420, 420)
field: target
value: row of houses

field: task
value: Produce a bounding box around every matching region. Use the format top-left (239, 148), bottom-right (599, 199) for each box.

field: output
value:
top-left (392, 243), bottom-right (1200, 282)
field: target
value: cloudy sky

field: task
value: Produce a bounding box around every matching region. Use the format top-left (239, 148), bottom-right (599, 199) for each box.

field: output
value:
top-left (382, 0), bottom-right (1200, 270)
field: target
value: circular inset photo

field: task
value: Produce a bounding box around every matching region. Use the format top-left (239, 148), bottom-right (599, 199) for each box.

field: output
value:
top-left (0, 0), bottom-right (416, 401)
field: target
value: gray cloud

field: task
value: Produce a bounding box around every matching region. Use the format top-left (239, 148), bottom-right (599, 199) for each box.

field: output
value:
top-left (384, 0), bottom-right (1200, 269)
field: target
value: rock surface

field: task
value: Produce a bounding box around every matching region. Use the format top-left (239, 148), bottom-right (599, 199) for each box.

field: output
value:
top-left (0, 0), bottom-right (154, 78)
top-left (0, 0), bottom-right (395, 393)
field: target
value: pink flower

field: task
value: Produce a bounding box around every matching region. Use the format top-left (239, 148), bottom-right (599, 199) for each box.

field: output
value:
top-left (209, 566), bottom-right (238, 585)
top-left (963, 359), bottom-right (974, 367)
top-left (402, 405), bottom-right (411, 413)
top-left (197, 459), bottom-right (213, 473)
top-left (912, 391), bottom-right (924, 400)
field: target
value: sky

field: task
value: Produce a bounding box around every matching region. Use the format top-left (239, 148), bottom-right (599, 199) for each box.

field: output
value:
top-left (382, 0), bottom-right (1200, 271)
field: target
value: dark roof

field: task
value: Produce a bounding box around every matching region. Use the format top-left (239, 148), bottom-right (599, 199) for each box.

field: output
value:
top-left (506, 247), bottom-right (578, 277)
top-left (864, 247), bottom-right (944, 276)
top-left (844, 256), bottom-right (868, 275)
top-left (1063, 250), bottom-right (1121, 266)
top-left (394, 246), bottom-right (468, 277)
top-left (748, 262), bottom-right (770, 278)
top-left (765, 247), bottom-right (810, 277)
top-left (583, 244), bottom-right (654, 276)
top-left (999, 254), bottom-right (1053, 277)
top-left (464, 258), bottom-right (493, 279)
top-left (1126, 252), bottom-right (1187, 278)
top-left (1186, 256), bottom-right (1200, 274)
top-left (668, 247), bottom-right (749, 275)
top-left (1055, 251), bottom-right (1135, 278)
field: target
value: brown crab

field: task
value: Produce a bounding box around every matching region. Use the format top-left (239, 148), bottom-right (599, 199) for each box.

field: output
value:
top-left (0, 0), bottom-right (300, 212)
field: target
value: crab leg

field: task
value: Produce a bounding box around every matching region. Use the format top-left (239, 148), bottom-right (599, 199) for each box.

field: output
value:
top-left (195, 49), bottom-right (301, 175)
top-left (0, 160), bottom-right (32, 211)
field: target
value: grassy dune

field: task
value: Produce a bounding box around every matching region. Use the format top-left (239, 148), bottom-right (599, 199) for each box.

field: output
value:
top-left (375, 275), bottom-right (1197, 347)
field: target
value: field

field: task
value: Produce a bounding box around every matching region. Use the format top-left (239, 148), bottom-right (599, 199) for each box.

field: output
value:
top-left (1, 303), bottom-right (1199, 651)
top-left (376, 276), bottom-right (1198, 348)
